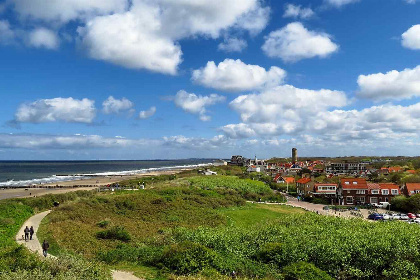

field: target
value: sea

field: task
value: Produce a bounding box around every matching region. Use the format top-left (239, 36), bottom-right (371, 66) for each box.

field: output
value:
top-left (0, 159), bottom-right (214, 187)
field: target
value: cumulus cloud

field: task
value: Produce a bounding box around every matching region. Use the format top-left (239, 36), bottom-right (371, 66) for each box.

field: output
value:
top-left (0, 20), bottom-right (16, 45)
top-left (27, 28), bottom-right (59, 49)
top-left (173, 90), bottom-right (226, 121)
top-left (402, 24), bottom-right (420, 50)
top-left (102, 96), bottom-right (134, 115)
top-left (139, 106), bottom-right (156, 119)
top-left (283, 4), bottom-right (314, 19)
top-left (163, 135), bottom-right (231, 150)
top-left (192, 59), bottom-right (286, 92)
top-left (324, 0), bottom-right (360, 8)
top-left (15, 97), bottom-right (96, 123)
top-left (222, 84), bottom-right (348, 138)
top-left (218, 37), bottom-right (247, 52)
top-left (357, 65), bottom-right (420, 100)
top-left (77, 0), bottom-right (269, 74)
top-left (262, 22), bottom-right (339, 62)
top-left (11, 0), bottom-right (128, 23)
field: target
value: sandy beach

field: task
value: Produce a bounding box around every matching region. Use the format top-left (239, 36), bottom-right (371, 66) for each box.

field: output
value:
top-left (0, 168), bottom-right (194, 201)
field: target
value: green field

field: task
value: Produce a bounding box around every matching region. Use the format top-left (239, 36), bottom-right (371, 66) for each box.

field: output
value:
top-left (3, 174), bottom-right (420, 279)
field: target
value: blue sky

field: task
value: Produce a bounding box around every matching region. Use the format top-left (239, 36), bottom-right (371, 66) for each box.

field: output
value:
top-left (0, 0), bottom-right (419, 160)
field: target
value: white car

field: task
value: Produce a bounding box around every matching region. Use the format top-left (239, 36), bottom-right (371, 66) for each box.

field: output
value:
top-left (378, 202), bottom-right (390, 209)
top-left (413, 218), bottom-right (420, 224)
top-left (382, 214), bottom-right (391, 220)
top-left (390, 214), bottom-right (400, 220)
top-left (400, 214), bottom-right (409, 220)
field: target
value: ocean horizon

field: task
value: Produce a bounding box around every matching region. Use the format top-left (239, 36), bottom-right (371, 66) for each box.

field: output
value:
top-left (0, 159), bottom-right (216, 187)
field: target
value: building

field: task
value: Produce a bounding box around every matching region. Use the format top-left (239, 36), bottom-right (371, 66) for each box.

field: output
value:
top-left (313, 183), bottom-right (338, 203)
top-left (367, 183), bottom-right (400, 204)
top-left (292, 148), bottom-right (298, 164)
top-left (212, 159), bottom-right (228, 166)
top-left (326, 162), bottom-right (368, 175)
top-left (229, 155), bottom-right (248, 166)
top-left (338, 178), bottom-right (368, 205)
top-left (273, 174), bottom-right (295, 184)
top-left (296, 177), bottom-right (314, 196)
top-left (402, 183), bottom-right (420, 196)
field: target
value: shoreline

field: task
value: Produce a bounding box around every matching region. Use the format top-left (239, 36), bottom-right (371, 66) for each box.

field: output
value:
top-left (0, 167), bottom-right (197, 201)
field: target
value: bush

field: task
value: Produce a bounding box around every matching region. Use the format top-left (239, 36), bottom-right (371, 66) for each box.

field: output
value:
top-left (96, 226), bottom-right (131, 242)
top-left (282, 261), bottom-right (333, 280)
top-left (96, 220), bottom-right (110, 228)
top-left (162, 242), bottom-right (218, 275)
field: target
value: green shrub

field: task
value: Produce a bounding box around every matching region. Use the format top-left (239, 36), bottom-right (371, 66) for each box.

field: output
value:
top-left (162, 242), bottom-right (218, 275)
top-left (96, 226), bottom-right (131, 242)
top-left (96, 220), bottom-right (110, 228)
top-left (282, 261), bottom-right (333, 280)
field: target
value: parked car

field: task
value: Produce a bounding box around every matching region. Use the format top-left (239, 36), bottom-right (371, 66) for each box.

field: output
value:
top-left (413, 218), bottom-right (420, 224)
top-left (382, 214), bottom-right (391, 220)
top-left (416, 214), bottom-right (420, 218)
top-left (407, 213), bottom-right (417, 220)
top-left (371, 203), bottom-right (379, 208)
top-left (400, 214), bottom-right (409, 220)
top-left (390, 214), bottom-right (401, 220)
top-left (368, 213), bottom-right (384, 220)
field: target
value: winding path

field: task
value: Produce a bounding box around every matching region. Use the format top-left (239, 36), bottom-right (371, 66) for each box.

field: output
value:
top-left (16, 210), bottom-right (142, 280)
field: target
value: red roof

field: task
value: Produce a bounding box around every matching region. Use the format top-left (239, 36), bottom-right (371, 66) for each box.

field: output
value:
top-left (389, 166), bottom-right (402, 173)
top-left (378, 183), bottom-right (399, 190)
top-left (406, 170), bottom-right (416, 174)
top-left (406, 183), bottom-right (420, 195)
top-left (340, 178), bottom-right (368, 189)
top-left (297, 178), bottom-right (311, 184)
top-left (367, 183), bottom-right (380, 190)
top-left (284, 177), bottom-right (295, 184)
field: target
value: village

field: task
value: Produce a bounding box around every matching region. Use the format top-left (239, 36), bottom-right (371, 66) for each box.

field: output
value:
top-left (209, 149), bottom-right (420, 222)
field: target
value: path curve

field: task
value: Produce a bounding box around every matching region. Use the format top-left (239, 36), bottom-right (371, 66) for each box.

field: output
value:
top-left (16, 210), bottom-right (142, 280)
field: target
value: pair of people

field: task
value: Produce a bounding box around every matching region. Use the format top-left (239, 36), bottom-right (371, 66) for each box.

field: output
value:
top-left (23, 226), bottom-right (34, 241)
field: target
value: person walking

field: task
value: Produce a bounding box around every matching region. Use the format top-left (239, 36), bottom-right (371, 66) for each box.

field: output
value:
top-left (24, 226), bottom-right (30, 242)
top-left (42, 240), bottom-right (49, 257)
top-left (29, 226), bottom-right (34, 240)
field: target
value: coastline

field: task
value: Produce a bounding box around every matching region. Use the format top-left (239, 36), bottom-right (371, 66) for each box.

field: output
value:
top-left (0, 167), bottom-right (198, 201)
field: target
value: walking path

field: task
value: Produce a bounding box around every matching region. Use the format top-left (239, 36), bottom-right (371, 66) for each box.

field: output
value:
top-left (16, 210), bottom-right (142, 280)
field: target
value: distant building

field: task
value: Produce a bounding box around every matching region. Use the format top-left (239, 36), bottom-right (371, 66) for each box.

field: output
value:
top-left (313, 183), bottom-right (338, 202)
top-left (273, 174), bottom-right (295, 184)
top-left (213, 159), bottom-right (228, 166)
top-left (296, 177), bottom-right (314, 196)
top-left (326, 162), bottom-right (368, 175)
top-left (229, 155), bottom-right (248, 166)
top-left (367, 183), bottom-right (400, 204)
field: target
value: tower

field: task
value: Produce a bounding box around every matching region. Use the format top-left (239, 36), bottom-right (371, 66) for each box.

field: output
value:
top-left (292, 148), bottom-right (297, 164)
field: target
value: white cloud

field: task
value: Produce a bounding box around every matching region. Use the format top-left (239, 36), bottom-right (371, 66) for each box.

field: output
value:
top-left (357, 65), bottom-right (420, 100)
top-left (192, 59), bottom-right (286, 92)
top-left (12, 0), bottom-right (128, 23)
top-left (15, 97), bottom-right (96, 123)
top-left (262, 22), bottom-right (339, 62)
top-left (173, 90), bottom-right (226, 121)
top-left (324, 0), bottom-right (360, 8)
top-left (403, 0), bottom-right (417, 3)
top-left (283, 4), bottom-right (314, 19)
top-left (0, 20), bottom-right (16, 45)
top-left (163, 135), bottom-right (231, 150)
top-left (218, 37), bottom-right (247, 52)
top-left (102, 96), bottom-right (134, 115)
top-left (77, 0), bottom-right (269, 74)
top-left (402, 24), bottom-right (420, 50)
top-left (27, 28), bottom-right (59, 49)
top-left (139, 106), bottom-right (156, 119)
top-left (222, 84), bottom-right (348, 138)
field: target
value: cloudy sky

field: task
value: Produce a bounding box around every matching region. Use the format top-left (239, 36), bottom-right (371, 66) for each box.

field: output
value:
top-left (0, 0), bottom-right (419, 160)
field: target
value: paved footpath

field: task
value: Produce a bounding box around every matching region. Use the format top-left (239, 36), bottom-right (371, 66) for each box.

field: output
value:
top-left (16, 210), bottom-right (142, 280)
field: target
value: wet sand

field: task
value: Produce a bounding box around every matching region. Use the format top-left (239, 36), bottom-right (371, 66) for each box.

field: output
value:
top-left (0, 168), bottom-right (193, 201)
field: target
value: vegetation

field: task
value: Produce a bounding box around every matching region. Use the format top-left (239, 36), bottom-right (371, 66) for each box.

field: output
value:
top-left (391, 194), bottom-right (420, 213)
top-left (0, 191), bottom-right (111, 279)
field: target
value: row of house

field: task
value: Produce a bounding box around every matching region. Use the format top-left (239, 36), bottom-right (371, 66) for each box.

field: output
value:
top-left (296, 177), bottom-right (420, 205)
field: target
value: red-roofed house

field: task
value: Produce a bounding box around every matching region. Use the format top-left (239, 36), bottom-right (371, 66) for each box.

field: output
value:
top-left (402, 183), bottom-right (420, 197)
top-left (296, 177), bottom-right (315, 196)
top-left (273, 174), bottom-right (295, 184)
top-left (367, 183), bottom-right (400, 204)
top-left (388, 166), bottom-right (402, 173)
top-left (406, 170), bottom-right (416, 175)
top-left (338, 178), bottom-right (368, 205)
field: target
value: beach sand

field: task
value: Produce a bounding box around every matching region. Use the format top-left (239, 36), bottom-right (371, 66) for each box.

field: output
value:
top-left (0, 168), bottom-right (194, 201)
